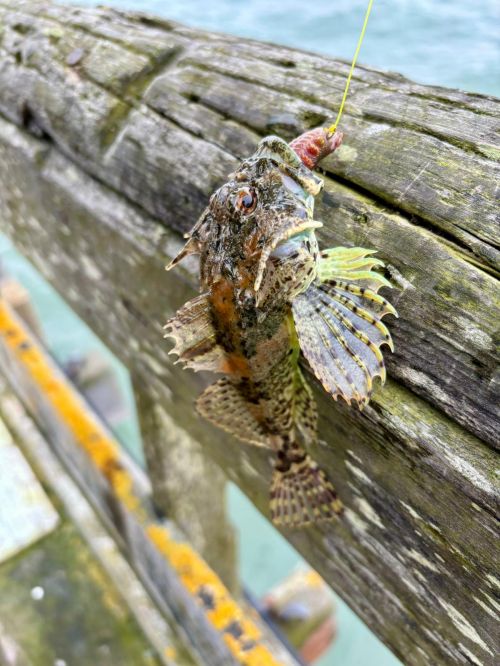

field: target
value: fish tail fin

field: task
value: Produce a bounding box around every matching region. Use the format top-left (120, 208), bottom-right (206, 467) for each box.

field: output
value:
top-left (270, 442), bottom-right (343, 527)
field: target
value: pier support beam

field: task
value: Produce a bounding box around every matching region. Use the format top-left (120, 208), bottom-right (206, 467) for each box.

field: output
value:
top-left (134, 384), bottom-right (238, 592)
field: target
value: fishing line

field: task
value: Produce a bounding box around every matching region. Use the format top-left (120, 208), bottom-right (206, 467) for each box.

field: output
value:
top-left (327, 0), bottom-right (374, 135)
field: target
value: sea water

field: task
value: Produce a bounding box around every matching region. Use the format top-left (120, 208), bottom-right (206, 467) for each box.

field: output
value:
top-left (2, 1), bottom-right (498, 663)
top-left (68, 0), bottom-right (499, 96)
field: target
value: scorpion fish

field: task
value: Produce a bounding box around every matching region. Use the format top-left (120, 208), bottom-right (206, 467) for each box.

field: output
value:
top-left (164, 127), bottom-right (396, 528)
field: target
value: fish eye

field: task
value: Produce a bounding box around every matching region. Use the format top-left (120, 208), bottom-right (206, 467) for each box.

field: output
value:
top-left (235, 187), bottom-right (257, 214)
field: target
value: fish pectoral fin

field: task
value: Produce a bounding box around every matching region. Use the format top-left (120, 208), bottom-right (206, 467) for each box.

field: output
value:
top-left (292, 246), bottom-right (397, 407)
top-left (196, 378), bottom-right (270, 447)
top-left (292, 260), bottom-right (396, 407)
top-left (270, 443), bottom-right (343, 527)
top-left (318, 247), bottom-right (397, 309)
top-left (163, 294), bottom-right (226, 373)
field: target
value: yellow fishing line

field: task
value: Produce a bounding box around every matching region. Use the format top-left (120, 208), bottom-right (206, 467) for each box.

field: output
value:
top-left (328, 0), bottom-right (374, 135)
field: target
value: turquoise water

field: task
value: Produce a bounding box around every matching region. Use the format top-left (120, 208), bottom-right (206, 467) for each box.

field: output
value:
top-left (3, 1), bottom-right (497, 663)
top-left (68, 0), bottom-right (499, 96)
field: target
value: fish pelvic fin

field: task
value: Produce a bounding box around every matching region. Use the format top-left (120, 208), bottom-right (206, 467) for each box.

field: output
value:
top-left (270, 442), bottom-right (343, 527)
top-left (292, 246), bottom-right (397, 407)
top-left (196, 378), bottom-right (271, 448)
top-left (163, 294), bottom-right (226, 373)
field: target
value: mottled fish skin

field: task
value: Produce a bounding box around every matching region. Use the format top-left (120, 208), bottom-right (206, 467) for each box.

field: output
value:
top-left (165, 127), bottom-right (397, 528)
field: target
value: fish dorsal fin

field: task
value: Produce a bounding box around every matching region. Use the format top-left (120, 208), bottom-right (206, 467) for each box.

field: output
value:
top-left (163, 294), bottom-right (226, 373)
top-left (292, 247), bottom-right (397, 407)
top-left (196, 378), bottom-right (270, 447)
top-left (166, 207), bottom-right (211, 271)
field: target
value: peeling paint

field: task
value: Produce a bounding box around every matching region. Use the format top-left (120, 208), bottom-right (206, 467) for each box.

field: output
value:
top-left (386, 264), bottom-right (415, 292)
top-left (346, 449), bottom-right (363, 464)
top-left (455, 316), bottom-right (492, 352)
top-left (398, 368), bottom-right (449, 405)
top-left (81, 256), bottom-right (103, 281)
top-left (142, 352), bottom-right (168, 377)
top-left (443, 452), bottom-right (495, 496)
top-left (472, 596), bottom-right (497, 620)
top-left (413, 569), bottom-right (428, 586)
top-left (400, 574), bottom-right (423, 597)
top-left (482, 592), bottom-right (500, 617)
top-left (400, 500), bottom-right (423, 522)
top-left (428, 521), bottom-right (442, 534)
top-left (485, 574), bottom-right (500, 591)
top-left (458, 643), bottom-right (484, 666)
top-left (344, 507), bottom-right (369, 534)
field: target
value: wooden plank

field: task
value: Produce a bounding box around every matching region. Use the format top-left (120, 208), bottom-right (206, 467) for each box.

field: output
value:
top-left (0, 2), bottom-right (498, 664)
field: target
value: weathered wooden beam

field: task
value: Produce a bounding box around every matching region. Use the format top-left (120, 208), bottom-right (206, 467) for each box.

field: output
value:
top-left (0, 2), bottom-right (498, 665)
top-left (134, 383), bottom-right (239, 592)
top-left (0, 384), bottom-right (187, 666)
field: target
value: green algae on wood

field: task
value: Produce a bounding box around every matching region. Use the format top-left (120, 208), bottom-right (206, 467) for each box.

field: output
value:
top-left (0, 523), bottom-right (162, 666)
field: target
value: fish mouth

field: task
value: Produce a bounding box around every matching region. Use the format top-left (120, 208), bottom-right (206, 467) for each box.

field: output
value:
top-left (254, 217), bottom-right (322, 292)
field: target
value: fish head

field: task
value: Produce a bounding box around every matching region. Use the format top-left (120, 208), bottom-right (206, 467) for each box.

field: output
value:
top-left (199, 136), bottom-right (324, 292)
